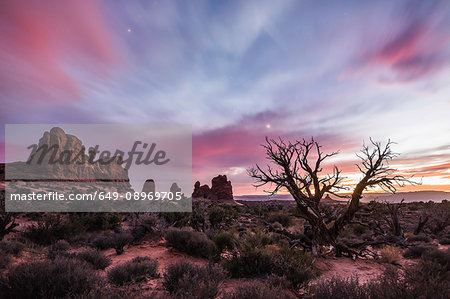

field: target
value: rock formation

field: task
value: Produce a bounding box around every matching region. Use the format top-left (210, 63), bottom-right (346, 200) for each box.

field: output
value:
top-left (6, 127), bottom-right (132, 192)
top-left (141, 179), bottom-right (155, 193)
top-left (192, 175), bottom-right (234, 203)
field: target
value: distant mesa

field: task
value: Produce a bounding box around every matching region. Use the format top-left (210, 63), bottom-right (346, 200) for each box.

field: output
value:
top-left (192, 174), bottom-right (234, 203)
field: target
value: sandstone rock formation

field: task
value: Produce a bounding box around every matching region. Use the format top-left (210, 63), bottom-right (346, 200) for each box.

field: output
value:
top-left (192, 175), bottom-right (234, 203)
top-left (141, 179), bottom-right (156, 193)
top-left (6, 127), bottom-right (132, 192)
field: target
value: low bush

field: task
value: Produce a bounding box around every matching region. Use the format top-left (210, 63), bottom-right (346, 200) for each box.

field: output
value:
top-left (224, 248), bottom-right (273, 278)
top-left (70, 213), bottom-right (122, 232)
top-left (0, 240), bottom-right (24, 256)
top-left (108, 256), bottom-right (158, 286)
top-left (163, 261), bottom-right (226, 298)
top-left (0, 254), bottom-right (11, 269)
top-left (271, 247), bottom-right (316, 288)
top-left (213, 231), bottom-right (237, 252)
top-left (208, 205), bottom-right (239, 229)
top-left (22, 214), bottom-right (81, 245)
top-left (267, 212), bottom-right (292, 227)
top-left (379, 245), bottom-right (402, 265)
top-left (309, 258), bottom-right (449, 299)
top-left (422, 248), bottom-right (450, 268)
top-left (0, 257), bottom-right (101, 298)
top-left (130, 213), bottom-right (166, 242)
top-left (223, 280), bottom-right (295, 299)
top-left (47, 239), bottom-right (71, 259)
top-left (405, 255), bottom-right (449, 298)
top-left (407, 234), bottom-right (431, 243)
top-left (224, 246), bottom-right (315, 288)
top-left (403, 245), bottom-right (434, 259)
top-left (310, 276), bottom-right (368, 299)
top-left (438, 236), bottom-right (450, 245)
top-left (165, 228), bottom-right (217, 258)
top-left (50, 239), bottom-right (71, 251)
top-left (91, 231), bottom-right (133, 255)
top-left (76, 248), bottom-right (111, 270)
top-left (160, 212), bottom-right (190, 228)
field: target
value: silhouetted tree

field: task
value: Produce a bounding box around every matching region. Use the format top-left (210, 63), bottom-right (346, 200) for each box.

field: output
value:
top-left (383, 199), bottom-right (405, 237)
top-left (249, 138), bottom-right (415, 255)
top-left (0, 191), bottom-right (19, 240)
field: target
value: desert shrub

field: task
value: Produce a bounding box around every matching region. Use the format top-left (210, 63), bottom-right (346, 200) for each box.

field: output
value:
top-left (438, 236), bottom-right (450, 245)
top-left (209, 205), bottom-right (227, 228)
top-left (70, 213), bottom-right (122, 232)
top-left (51, 239), bottom-right (71, 251)
top-left (224, 246), bottom-right (315, 288)
top-left (23, 214), bottom-right (81, 245)
top-left (163, 261), bottom-right (226, 298)
top-left (224, 248), bottom-right (273, 278)
top-left (224, 230), bottom-right (275, 278)
top-left (309, 260), bottom-right (449, 299)
top-left (270, 247), bottom-right (316, 288)
top-left (407, 234), bottom-right (431, 243)
top-left (422, 248), bottom-right (450, 268)
top-left (310, 276), bottom-right (365, 299)
top-left (91, 234), bottom-right (112, 250)
top-left (352, 224), bottom-right (367, 235)
top-left (239, 229), bottom-right (272, 251)
top-left (91, 231), bottom-right (133, 254)
top-left (47, 239), bottom-right (71, 259)
top-left (76, 248), bottom-right (111, 270)
top-left (0, 191), bottom-right (19, 241)
top-left (267, 212), bottom-right (292, 227)
top-left (130, 213), bottom-right (166, 242)
top-left (208, 205), bottom-right (239, 229)
top-left (108, 256), bottom-right (158, 286)
top-left (379, 245), bottom-right (402, 265)
top-left (404, 255), bottom-right (449, 298)
top-left (310, 270), bottom-right (407, 299)
top-left (165, 227), bottom-right (217, 258)
top-left (213, 231), bottom-right (237, 252)
top-left (403, 245), bottom-right (434, 259)
top-left (0, 257), bottom-right (100, 298)
top-left (0, 240), bottom-right (24, 256)
top-left (160, 212), bottom-right (190, 227)
top-left (223, 280), bottom-right (295, 299)
top-left (0, 254), bottom-right (11, 269)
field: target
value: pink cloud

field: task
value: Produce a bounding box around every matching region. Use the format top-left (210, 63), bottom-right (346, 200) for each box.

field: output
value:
top-left (0, 1), bottom-right (118, 101)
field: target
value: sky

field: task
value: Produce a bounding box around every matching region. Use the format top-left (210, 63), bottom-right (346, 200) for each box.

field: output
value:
top-left (1, 0), bottom-right (449, 195)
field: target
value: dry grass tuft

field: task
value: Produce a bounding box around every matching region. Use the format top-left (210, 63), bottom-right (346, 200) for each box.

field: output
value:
top-left (379, 245), bottom-right (402, 265)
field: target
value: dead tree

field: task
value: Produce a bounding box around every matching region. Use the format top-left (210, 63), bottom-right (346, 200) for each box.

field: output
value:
top-left (382, 199), bottom-right (405, 237)
top-left (0, 191), bottom-right (19, 240)
top-left (249, 138), bottom-right (415, 255)
top-left (429, 206), bottom-right (450, 234)
top-left (414, 213), bottom-right (429, 235)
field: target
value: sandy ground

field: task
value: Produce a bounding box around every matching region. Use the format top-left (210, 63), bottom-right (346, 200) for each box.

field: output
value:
top-left (314, 257), bottom-right (384, 283)
top-left (103, 239), bottom-right (208, 274)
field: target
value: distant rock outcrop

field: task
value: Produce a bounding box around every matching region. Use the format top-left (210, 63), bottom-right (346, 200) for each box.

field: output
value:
top-left (192, 175), bottom-right (234, 203)
top-left (141, 179), bottom-right (155, 193)
top-left (6, 127), bottom-right (132, 192)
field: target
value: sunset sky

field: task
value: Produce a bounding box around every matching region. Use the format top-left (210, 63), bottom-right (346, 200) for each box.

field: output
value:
top-left (1, 0), bottom-right (449, 194)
